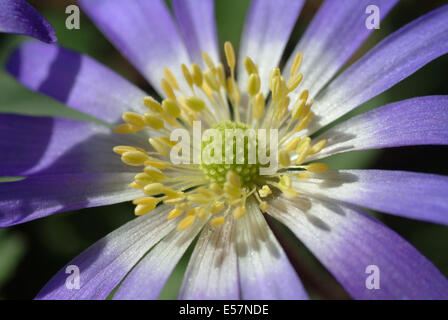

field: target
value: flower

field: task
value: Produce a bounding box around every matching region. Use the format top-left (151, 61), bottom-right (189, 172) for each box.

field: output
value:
top-left (0, 0), bottom-right (56, 43)
top-left (1, 0), bottom-right (448, 300)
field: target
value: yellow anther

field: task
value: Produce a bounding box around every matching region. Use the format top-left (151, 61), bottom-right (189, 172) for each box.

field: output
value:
top-left (284, 137), bottom-right (301, 153)
top-left (226, 171), bottom-right (241, 188)
top-left (277, 176), bottom-right (298, 199)
top-left (167, 208), bottom-right (183, 220)
top-left (185, 96), bottom-right (206, 112)
top-left (129, 182), bottom-right (143, 189)
top-left (224, 183), bottom-right (242, 200)
top-left (143, 183), bottom-right (165, 195)
top-left (310, 139), bottom-right (327, 154)
top-left (198, 189), bottom-right (214, 198)
top-left (259, 201), bottom-right (269, 212)
top-left (253, 92), bottom-right (265, 120)
top-left (282, 187), bottom-right (297, 199)
top-left (244, 56), bottom-right (259, 75)
top-left (295, 137), bottom-right (311, 165)
top-left (143, 96), bottom-right (163, 113)
top-left (224, 41), bottom-right (236, 71)
top-left (210, 201), bottom-right (225, 214)
top-left (290, 51), bottom-right (303, 78)
top-left (163, 195), bottom-right (186, 204)
top-left (144, 113), bottom-right (164, 130)
top-left (161, 186), bottom-right (180, 198)
top-left (227, 77), bottom-right (241, 105)
top-left (134, 198), bottom-right (159, 216)
top-left (276, 96), bottom-right (290, 121)
top-left (113, 146), bottom-right (137, 155)
top-left (198, 207), bottom-right (208, 219)
top-left (216, 63), bottom-right (227, 88)
top-left (191, 63), bottom-right (203, 87)
top-left (229, 198), bottom-right (243, 207)
top-left (279, 175), bottom-right (292, 188)
top-left (163, 68), bottom-right (179, 90)
top-left (211, 216), bottom-right (225, 227)
top-left (177, 215), bottom-right (196, 231)
top-left (157, 137), bottom-right (177, 148)
top-left (269, 68), bottom-right (281, 90)
top-left (210, 183), bottom-right (222, 194)
top-left (144, 160), bottom-right (168, 170)
top-left (296, 137), bottom-right (311, 153)
top-left (162, 99), bottom-right (181, 118)
top-left (166, 195), bottom-right (185, 204)
top-left (202, 51), bottom-right (215, 70)
top-left (149, 138), bottom-right (169, 157)
top-left (143, 166), bottom-right (166, 180)
top-left (271, 77), bottom-right (280, 101)
top-left (304, 163), bottom-right (329, 173)
top-left (291, 98), bottom-right (307, 119)
top-left (232, 206), bottom-right (246, 219)
top-left (187, 194), bottom-right (210, 204)
top-left (122, 112), bottom-right (146, 128)
top-left (204, 69), bottom-right (219, 91)
top-left (181, 64), bottom-right (194, 89)
top-left (201, 82), bottom-right (214, 98)
top-left (272, 77), bottom-right (287, 103)
top-left (287, 73), bottom-right (303, 92)
top-left (295, 111), bottom-right (314, 132)
top-left (299, 89), bottom-right (309, 101)
top-left (132, 197), bottom-right (156, 205)
top-left (259, 185), bottom-right (272, 198)
top-left (134, 172), bottom-right (153, 186)
top-left (161, 78), bottom-right (176, 100)
top-left (185, 207), bottom-right (200, 217)
top-left (295, 171), bottom-right (311, 180)
top-left (279, 150), bottom-right (291, 167)
top-left (121, 151), bottom-right (148, 166)
top-left (176, 202), bottom-right (190, 211)
top-left (135, 203), bottom-right (156, 216)
top-left (247, 73), bottom-right (261, 96)
top-left (114, 123), bottom-right (141, 134)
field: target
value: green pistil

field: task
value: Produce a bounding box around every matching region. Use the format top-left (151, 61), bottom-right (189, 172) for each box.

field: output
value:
top-left (200, 121), bottom-right (259, 186)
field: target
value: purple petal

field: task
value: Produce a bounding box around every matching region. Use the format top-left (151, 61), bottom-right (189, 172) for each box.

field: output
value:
top-left (114, 219), bottom-right (204, 300)
top-left (0, 172), bottom-right (140, 227)
top-left (36, 205), bottom-right (176, 300)
top-left (269, 196), bottom-right (448, 299)
top-left (237, 0), bottom-right (305, 94)
top-left (79, 0), bottom-right (190, 95)
top-left (310, 96), bottom-right (448, 160)
top-left (308, 5), bottom-right (448, 135)
top-left (235, 201), bottom-right (308, 300)
top-left (0, 114), bottom-right (143, 176)
top-left (296, 170), bottom-right (448, 226)
top-left (179, 217), bottom-right (239, 300)
top-left (6, 41), bottom-right (147, 123)
top-left (171, 0), bottom-right (219, 66)
top-left (0, 0), bottom-right (56, 43)
top-left (285, 0), bottom-right (397, 100)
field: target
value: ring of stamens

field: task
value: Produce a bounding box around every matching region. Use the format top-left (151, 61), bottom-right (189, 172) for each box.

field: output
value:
top-left (113, 41), bottom-right (328, 231)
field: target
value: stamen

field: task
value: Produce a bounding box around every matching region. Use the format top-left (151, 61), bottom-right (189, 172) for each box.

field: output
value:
top-left (177, 215), bottom-right (196, 231)
top-left (289, 51), bottom-right (303, 78)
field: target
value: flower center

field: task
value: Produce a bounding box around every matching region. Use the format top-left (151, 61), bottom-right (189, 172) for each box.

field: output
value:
top-left (112, 41), bottom-right (330, 231)
top-left (200, 121), bottom-right (259, 186)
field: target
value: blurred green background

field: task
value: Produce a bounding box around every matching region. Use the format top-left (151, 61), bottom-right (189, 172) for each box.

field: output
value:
top-left (0, 0), bottom-right (447, 299)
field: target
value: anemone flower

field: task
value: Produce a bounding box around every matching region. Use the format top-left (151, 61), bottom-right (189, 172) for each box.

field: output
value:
top-left (0, 0), bottom-right (56, 43)
top-left (2, 0), bottom-right (448, 300)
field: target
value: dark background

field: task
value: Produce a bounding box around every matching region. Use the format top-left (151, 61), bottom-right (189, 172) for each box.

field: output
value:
top-left (0, 0), bottom-right (447, 299)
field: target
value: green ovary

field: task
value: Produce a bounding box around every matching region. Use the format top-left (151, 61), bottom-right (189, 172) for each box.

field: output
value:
top-left (200, 121), bottom-right (260, 186)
